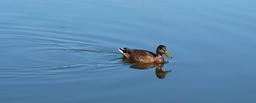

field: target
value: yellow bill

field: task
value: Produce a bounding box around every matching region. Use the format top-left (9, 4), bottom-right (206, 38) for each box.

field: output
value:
top-left (164, 50), bottom-right (171, 58)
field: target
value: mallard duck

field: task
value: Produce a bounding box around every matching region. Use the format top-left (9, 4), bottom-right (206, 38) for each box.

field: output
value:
top-left (118, 45), bottom-right (171, 64)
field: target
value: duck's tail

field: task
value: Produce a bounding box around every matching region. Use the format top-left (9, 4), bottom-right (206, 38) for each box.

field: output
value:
top-left (118, 48), bottom-right (127, 54)
top-left (118, 48), bottom-right (130, 58)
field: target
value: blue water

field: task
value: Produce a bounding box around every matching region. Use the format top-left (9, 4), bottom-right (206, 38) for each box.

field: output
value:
top-left (1, 0), bottom-right (256, 103)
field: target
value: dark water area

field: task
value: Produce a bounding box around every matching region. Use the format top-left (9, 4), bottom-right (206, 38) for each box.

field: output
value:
top-left (1, 0), bottom-right (256, 103)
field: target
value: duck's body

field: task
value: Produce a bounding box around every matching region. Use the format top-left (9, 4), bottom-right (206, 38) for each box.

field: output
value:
top-left (118, 45), bottom-right (171, 64)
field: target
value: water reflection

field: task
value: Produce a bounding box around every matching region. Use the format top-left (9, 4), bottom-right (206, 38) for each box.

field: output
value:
top-left (123, 59), bottom-right (172, 79)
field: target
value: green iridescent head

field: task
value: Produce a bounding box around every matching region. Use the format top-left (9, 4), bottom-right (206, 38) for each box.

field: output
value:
top-left (156, 45), bottom-right (171, 58)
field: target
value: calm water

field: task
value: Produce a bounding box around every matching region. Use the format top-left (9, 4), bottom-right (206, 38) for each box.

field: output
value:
top-left (1, 0), bottom-right (256, 103)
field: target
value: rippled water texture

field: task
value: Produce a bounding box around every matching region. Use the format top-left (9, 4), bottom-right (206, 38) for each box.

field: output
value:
top-left (1, 0), bottom-right (256, 103)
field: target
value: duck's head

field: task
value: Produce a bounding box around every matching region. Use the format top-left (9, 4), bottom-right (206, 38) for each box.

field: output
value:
top-left (156, 45), bottom-right (171, 58)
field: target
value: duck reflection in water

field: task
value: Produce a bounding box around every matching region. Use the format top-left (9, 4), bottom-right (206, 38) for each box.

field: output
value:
top-left (123, 59), bottom-right (172, 79)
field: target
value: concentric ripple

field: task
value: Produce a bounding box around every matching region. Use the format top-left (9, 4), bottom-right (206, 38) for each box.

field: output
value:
top-left (0, 0), bottom-right (256, 103)
top-left (0, 15), bottom-right (127, 84)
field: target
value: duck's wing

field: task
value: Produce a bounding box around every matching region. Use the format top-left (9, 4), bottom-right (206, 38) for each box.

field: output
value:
top-left (118, 48), bottom-right (156, 62)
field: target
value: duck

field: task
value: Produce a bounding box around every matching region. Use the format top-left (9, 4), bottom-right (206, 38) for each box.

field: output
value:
top-left (118, 45), bottom-right (171, 64)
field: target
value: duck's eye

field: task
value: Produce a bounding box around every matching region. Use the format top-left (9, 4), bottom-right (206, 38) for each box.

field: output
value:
top-left (160, 49), bottom-right (165, 53)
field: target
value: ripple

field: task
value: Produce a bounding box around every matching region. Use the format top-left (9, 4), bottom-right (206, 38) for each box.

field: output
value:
top-left (1, 0), bottom-right (254, 85)
top-left (0, 16), bottom-right (126, 84)
top-left (0, 60), bottom-right (124, 84)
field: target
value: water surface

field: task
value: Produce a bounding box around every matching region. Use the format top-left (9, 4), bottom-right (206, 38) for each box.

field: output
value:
top-left (0, 0), bottom-right (256, 103)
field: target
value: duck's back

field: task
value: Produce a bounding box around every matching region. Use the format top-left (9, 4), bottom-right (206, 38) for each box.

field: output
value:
top-left (119, 48), bottom-right (156, 63)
